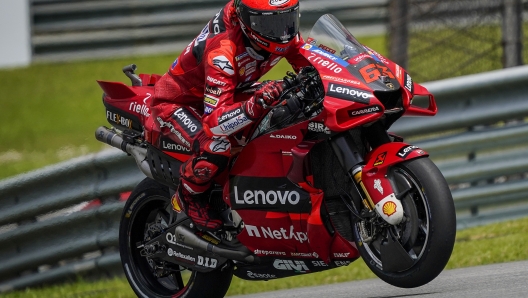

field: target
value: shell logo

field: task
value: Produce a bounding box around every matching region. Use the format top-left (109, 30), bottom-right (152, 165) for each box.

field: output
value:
top-left (382, 201), bottom-right (397, 216)
top-left (302, 44), bottom-right (312, 50)
top-left (171, 195), bottom-right (182, 213)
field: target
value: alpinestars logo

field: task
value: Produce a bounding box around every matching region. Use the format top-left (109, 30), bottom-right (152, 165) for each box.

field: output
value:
top-left (212, 55), bottom-right (234, 76)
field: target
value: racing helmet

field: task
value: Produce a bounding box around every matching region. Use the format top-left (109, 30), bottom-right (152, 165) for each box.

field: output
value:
top-left (234, 0), bottom-right (300, 55)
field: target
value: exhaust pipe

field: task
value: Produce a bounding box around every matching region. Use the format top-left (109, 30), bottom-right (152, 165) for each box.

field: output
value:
top-left (95, 126), bottom-right (153, 179)
top-left (175, 226), bottom-right (259, 263)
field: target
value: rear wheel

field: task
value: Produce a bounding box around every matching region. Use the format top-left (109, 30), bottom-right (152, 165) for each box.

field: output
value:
top-left (119, 178), bottom-right (233, 297)
top-left (354, 157), bottom-right (456, 288)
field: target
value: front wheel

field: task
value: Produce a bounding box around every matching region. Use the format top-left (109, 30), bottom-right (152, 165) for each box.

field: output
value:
top-left (119, 178), bottom-right (233, 298)
top-left (354, 157), bottom-right (456, 288)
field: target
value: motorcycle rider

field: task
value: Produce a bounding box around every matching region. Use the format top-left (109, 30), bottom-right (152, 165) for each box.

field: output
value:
top-left (149, 0), bottom-right (310, 231)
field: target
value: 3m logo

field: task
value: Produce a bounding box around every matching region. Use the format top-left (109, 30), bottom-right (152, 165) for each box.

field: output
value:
top-left (359, 64), bottom-right (395, 84)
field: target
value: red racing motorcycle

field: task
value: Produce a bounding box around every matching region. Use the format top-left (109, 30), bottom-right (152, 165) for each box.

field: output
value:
top-left (95, 14), bottom-right (456, 298)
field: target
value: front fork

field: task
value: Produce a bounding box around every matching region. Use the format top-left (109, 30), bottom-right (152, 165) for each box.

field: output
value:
top-left (329, 123), bottom-right (427, 226)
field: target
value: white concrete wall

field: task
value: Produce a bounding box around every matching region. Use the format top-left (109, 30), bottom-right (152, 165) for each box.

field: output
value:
top-left (0, 0), bottom-right (31, 68)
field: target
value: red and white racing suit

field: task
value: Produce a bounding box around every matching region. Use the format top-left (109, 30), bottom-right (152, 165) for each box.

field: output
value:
top-left (147, 1), bottom-right (310, 230)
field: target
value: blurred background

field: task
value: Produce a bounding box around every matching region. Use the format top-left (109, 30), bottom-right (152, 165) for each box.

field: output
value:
top-left (1, 0), bottom-right (528, 297)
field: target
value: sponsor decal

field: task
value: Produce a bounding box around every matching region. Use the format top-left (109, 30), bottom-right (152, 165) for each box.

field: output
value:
top-left (327, 83), bottom-right (372, 104)
top-left (322, 75), bottom-right (361, 86)
top-left (205, 84), bottom-right (222, 96)
top-left (211, 10), bottom-right (224, 35)
top-left (106, 111), bottom-right (133, 129)
top-left (247, 271), bottom-right (277, 279)
top-left (157, 117), bottom-right (191, 147)
top-left (397, 145), bottom-right (418, 158)
top-left (308, 122), bottom-right (331, 134)
top-left (351, 53), bottom-right (371, 63)
top-left (275, 45), bottom-right (289, 53)
top-left (347, 105), bottom-right (382, 117)
top-left (307, 53), bottom-right (343, 73)
top-left (312, 261), bottom-right (329, 267)
top-left (236, 52), bottom-right (249, 61)
top-left (254, 249), bottom-right (286, 256)
top-left (374, 152), bottom-right (386, 166)
top-left (269, 0), bottom-right (289, 6)
top-left (270, 134), bottom-right (297, 139)
top-left (204, 95), bottom-right (219, 107)
top-left (246, 66), bottom-right (256, 76)
top-left (197, 256), bottom-right (217, 268)
top-left (128, 93), bottom-right (151, 117)
top-left (383, 201), bottom-right (397, 216)
top-left (312, 49), bottom-right (338, 61)
top-left (245, 224), bottom-right (308, 243)
top-left (234, 186), bottom-right (301, 205)
top-left (201, 234), bottom-right (220, 245)
top-left (333, 253), bottom-right (351, 258)
top-left (245, 46), bottom-right (265, 60)
top-left (404, 72), bottom-right (414, 93)
top-left (270, 56), bottom-right (282, 66)
top-left (162, 139), bottom-right (191, 153)
top-left (173, 108), bottom-right (200, 136)
top-left (335, 261), bottom-right (352, 267)
top-left (273, 259), bottom-right (310, 272)
top-left (194, 24), bottom-right (210, 47)
top-left (291, 252), bottom-right (319, 258)
top-left (204, 105), bottom-right (214, 114)
top-left (219, 108), bottom-right (242, 123)
top-left (212, 55), bottom-right (235, 76)
top-left (171, 58), bottom-right (179, 69)
top-left (249, 31), bottom-right (270, 48)
top-left (211, 114), bottom-right (251, 135)
top-left (374, 179), bottom-right (383, 195)
top-left (318, 44), bottom-right (336, 54)
top-left (302, 44), bottom-right (312, 50)
top-left (209, 137), bottom-right (231, 153)
top-left (167, 248), bottom-right (196, 263)
top-left (171, 194), bottom-right (182, 213)
top-left (207, 76), bottom-right (227, 86)
top-left (359, 63), bottom-right (395, 84)
top-left (239, 67), bottom-right (246, 76)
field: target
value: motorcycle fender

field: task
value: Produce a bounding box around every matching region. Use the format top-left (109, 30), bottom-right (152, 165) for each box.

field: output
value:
top-left (362, 142), bottom-right (428, 225)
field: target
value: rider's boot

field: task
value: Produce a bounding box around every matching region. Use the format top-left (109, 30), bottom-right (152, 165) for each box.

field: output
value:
top-left (173, 181), bottom-right (223, 231)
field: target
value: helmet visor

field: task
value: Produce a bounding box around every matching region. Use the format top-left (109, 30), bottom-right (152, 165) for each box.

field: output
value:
top-left (241, 4), bottom-right (300, 43)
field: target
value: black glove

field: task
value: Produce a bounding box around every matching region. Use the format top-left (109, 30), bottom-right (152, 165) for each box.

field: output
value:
top-left (253, 80), bottom-right (284, 108)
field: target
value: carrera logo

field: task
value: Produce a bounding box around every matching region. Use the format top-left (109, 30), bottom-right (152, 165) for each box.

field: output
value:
top-left (327, 83), bottom-right (371, 104)
top-left (212, 55), bottom-right (234, 76)
top-left (397, 145), bottom-right (418, 158)
top-left (245, 224), bottom-right (308, 243)
top-left (269, 0), bottom-right (289, 6)
top-left (347, 105), bottom-right (382, 117)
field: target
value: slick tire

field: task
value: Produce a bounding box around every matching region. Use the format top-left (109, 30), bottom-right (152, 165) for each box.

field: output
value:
top-left (119, 178), bottom-right (233, 298)
top-left (355, 157), bottom-right (456, 288)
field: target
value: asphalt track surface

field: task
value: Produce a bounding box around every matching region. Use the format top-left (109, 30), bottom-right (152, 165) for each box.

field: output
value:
top-left (232, 260), bottom-right (528, 298)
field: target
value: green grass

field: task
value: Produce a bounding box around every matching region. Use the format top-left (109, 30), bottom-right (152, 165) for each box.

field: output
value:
top-left (3, 216), bottom-right (528, 297)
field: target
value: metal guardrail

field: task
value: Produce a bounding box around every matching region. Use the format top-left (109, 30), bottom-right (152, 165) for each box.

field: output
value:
top-left (1, 66), bottom-right (528, 292)
top-left (30, 0), bottom-right (389, 62)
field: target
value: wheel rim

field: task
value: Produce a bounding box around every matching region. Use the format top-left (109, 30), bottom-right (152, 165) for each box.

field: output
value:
top-left (126, 195), bottom-right (192, 296)
top-left (357, 166), bottom-right (431, 270)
